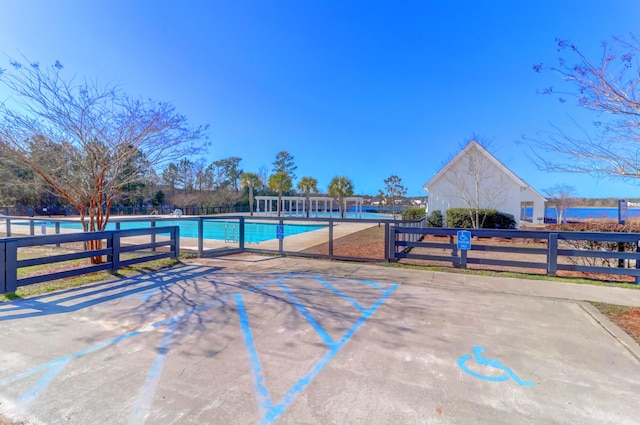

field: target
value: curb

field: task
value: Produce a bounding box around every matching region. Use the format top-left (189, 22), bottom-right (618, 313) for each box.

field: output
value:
top-left (578, 302), bottom-right (640, 363)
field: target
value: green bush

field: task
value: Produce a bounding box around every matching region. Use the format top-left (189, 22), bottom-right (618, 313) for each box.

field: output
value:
top-left (446, 208), bottom-right (516, 229)
top-left (426, 210), bottom-right (443, 227)
top-left (401, 207), bottom-right (426, 221)
top-left (545, 222), bottom-right (640, 267)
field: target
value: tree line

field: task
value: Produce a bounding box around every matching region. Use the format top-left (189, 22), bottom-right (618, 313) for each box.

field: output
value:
top-left (0, 56), bottom-right (408, 228)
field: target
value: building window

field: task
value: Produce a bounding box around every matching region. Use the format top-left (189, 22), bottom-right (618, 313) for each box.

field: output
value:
top-left (520, 201), bottom-right (534, 222)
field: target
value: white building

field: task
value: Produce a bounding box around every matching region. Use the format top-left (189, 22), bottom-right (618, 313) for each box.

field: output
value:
top-left (253, 195), bottom-right (364, 217)
top-left (423, 141), bottom-right (546, 227)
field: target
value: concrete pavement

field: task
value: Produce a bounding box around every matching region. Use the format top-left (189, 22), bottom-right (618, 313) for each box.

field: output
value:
top-left (0, 253), bottom-right (638, 424)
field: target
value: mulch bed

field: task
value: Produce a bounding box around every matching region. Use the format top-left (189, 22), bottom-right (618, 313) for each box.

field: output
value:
top-left (301, 225), bottom-right (386, 259)
top-left (603, 308), bottom-right (640, 345)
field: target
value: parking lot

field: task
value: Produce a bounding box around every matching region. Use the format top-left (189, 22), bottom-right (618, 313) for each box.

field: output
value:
top-left (1, 255), bottom-right (639, 424)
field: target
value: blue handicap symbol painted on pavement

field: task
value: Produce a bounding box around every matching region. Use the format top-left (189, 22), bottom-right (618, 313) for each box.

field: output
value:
top-left (457, 346), bottom-right (536, 387)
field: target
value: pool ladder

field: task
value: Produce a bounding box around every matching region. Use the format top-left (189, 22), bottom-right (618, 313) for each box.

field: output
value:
top-left (224, 224), bottom-right (238, 243)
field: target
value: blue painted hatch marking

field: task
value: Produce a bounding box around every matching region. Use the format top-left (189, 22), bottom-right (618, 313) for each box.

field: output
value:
top-left (0, 273), bottom-right (399, 424)
top-left (237, 276), bottom-right (399, 424)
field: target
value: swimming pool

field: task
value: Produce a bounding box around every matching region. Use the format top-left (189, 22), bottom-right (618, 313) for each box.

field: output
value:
top-left (20, 220), bottom-right (327, 243)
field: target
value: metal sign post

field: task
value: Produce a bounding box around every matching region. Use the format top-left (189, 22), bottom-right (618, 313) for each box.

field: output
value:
top-left (618, 199), bottom-right (628, 224)
top-left (277, 222), bottom-right (284, 254)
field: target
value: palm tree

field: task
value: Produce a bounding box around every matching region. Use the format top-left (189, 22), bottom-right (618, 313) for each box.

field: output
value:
top-left (240, 172), bottom-right (261, 216)
top-left (327, 176), bottom-right (354, 218)
top-left (268, 171), bottom-right (293, 216)
top-left (297, 176), bottom-right (318, 218)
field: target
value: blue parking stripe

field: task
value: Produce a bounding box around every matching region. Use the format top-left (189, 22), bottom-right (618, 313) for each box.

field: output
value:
top-left (236, 294), bottom-right (272, 417)
top-left (262, 283), bottom-right (400, 424)
top-left (359, 279), bottom-right (385, 290)
top-left (18, 358), bottom-right (69, 405)
top-left (129, 318), bottom-right (180, 423)
top-left (277, 280), bottom-right (336, 349)
top-left (312, 276), bottom-right (365, 312)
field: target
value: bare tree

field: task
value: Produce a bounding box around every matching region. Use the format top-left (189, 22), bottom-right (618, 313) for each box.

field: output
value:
top-left (529, 35), bottom-right (640, 179)
top-left (543, 184), bottom-right (575, 224)
top-left (443, 140), bottom-right (508, 228)
top-left (257, 165), bottom-right (269, 194)
top-left (383, 175), bottom-right (407, 219)
top-left (0, 58), bottom-right (206, 260)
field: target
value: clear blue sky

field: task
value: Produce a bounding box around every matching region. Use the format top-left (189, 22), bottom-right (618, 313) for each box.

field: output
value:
top-left (1, 1), bottom-right (639, 198)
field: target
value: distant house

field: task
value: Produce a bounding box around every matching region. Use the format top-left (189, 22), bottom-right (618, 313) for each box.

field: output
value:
top-left (423, 140), bottom-right (546, 227)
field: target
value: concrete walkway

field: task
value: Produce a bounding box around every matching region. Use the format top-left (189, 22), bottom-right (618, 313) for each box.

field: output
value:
top-left (191, 253), bottom-right (640, 307)
top-left (0, 254), bottom-right (639, 424)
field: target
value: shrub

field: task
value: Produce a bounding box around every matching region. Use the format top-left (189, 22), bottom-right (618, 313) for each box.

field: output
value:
top-left (446, 208), bottom-right (516, 229)
top-left (401, 207), bottom-right (426, 221)
top-left (426, 210), bottom-right (443, 227)
top-left (545, 222), bottom-right (640, 268)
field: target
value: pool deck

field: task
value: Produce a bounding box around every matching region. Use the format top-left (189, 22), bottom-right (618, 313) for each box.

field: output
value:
top-left (0, 216), bottom-right (379, 254)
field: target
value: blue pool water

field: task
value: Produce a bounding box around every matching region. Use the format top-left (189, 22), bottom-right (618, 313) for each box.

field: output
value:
top-left (23, 220), bottom-right (327, 243)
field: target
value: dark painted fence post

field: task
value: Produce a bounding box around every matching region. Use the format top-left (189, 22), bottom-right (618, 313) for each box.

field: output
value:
top-left (174, 226), bottom-right (180, 258)
top-left (55, 222), bottom-right (61, 247)
top-left (151, 220), bottom-right (156, 252)
top-left (636, 240), bottom-right (640, 285)
top-left (450, 236), bottom-right (458, 267)
top-left (2, 238), bottom-right (18, 293)
top-left (109, 231), bottom-right (120, 274)
top-left (198, 217), bottom-right (204, 256)
top-left (389, 226), bottom-right (396, 261)
top-left (460, 249), bottom-right (468, 269)
top-left (547, 233), bottom-right (558, 277)
top-left (277, 217), bottom-right (283, 254)
top-left (29, 220), bottom-right (35, 236)
top-left (0, 239), bottom-right (5, 293)
top-left (328, 219), bottom-right (334, 258)
top-left (239, 217), bottom-right (245, 250)
top-left (384, 222), bottom-right (390, 261)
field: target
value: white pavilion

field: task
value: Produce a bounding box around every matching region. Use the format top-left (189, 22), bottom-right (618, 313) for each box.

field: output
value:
top-left (254, 196), bottom-right (364, 218)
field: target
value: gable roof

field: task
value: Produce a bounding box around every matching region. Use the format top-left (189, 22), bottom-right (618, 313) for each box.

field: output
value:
top-left (423, 140), bottom-right (546, 200)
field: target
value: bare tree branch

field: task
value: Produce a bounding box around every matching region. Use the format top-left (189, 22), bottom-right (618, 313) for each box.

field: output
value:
top-left (529, 35), bottom-right (640, 181)
top-left (0, 57), bottom-right (208, 239)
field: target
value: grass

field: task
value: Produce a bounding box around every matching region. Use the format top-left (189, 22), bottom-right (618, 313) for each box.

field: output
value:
top-left (589, 302), bottom-right (640, 345)
top-left (1, 256), bottom-right (185, 302)
top-left (381, 261), bottom-right (640, 290)
top-left (589, 302), bottom-right (632, 315)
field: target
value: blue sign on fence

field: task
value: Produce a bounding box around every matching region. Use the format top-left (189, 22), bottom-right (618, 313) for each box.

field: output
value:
top-left (276, 225), bottom-right (284, 240)
top-left (457, 230), bottom-right (471, 250)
